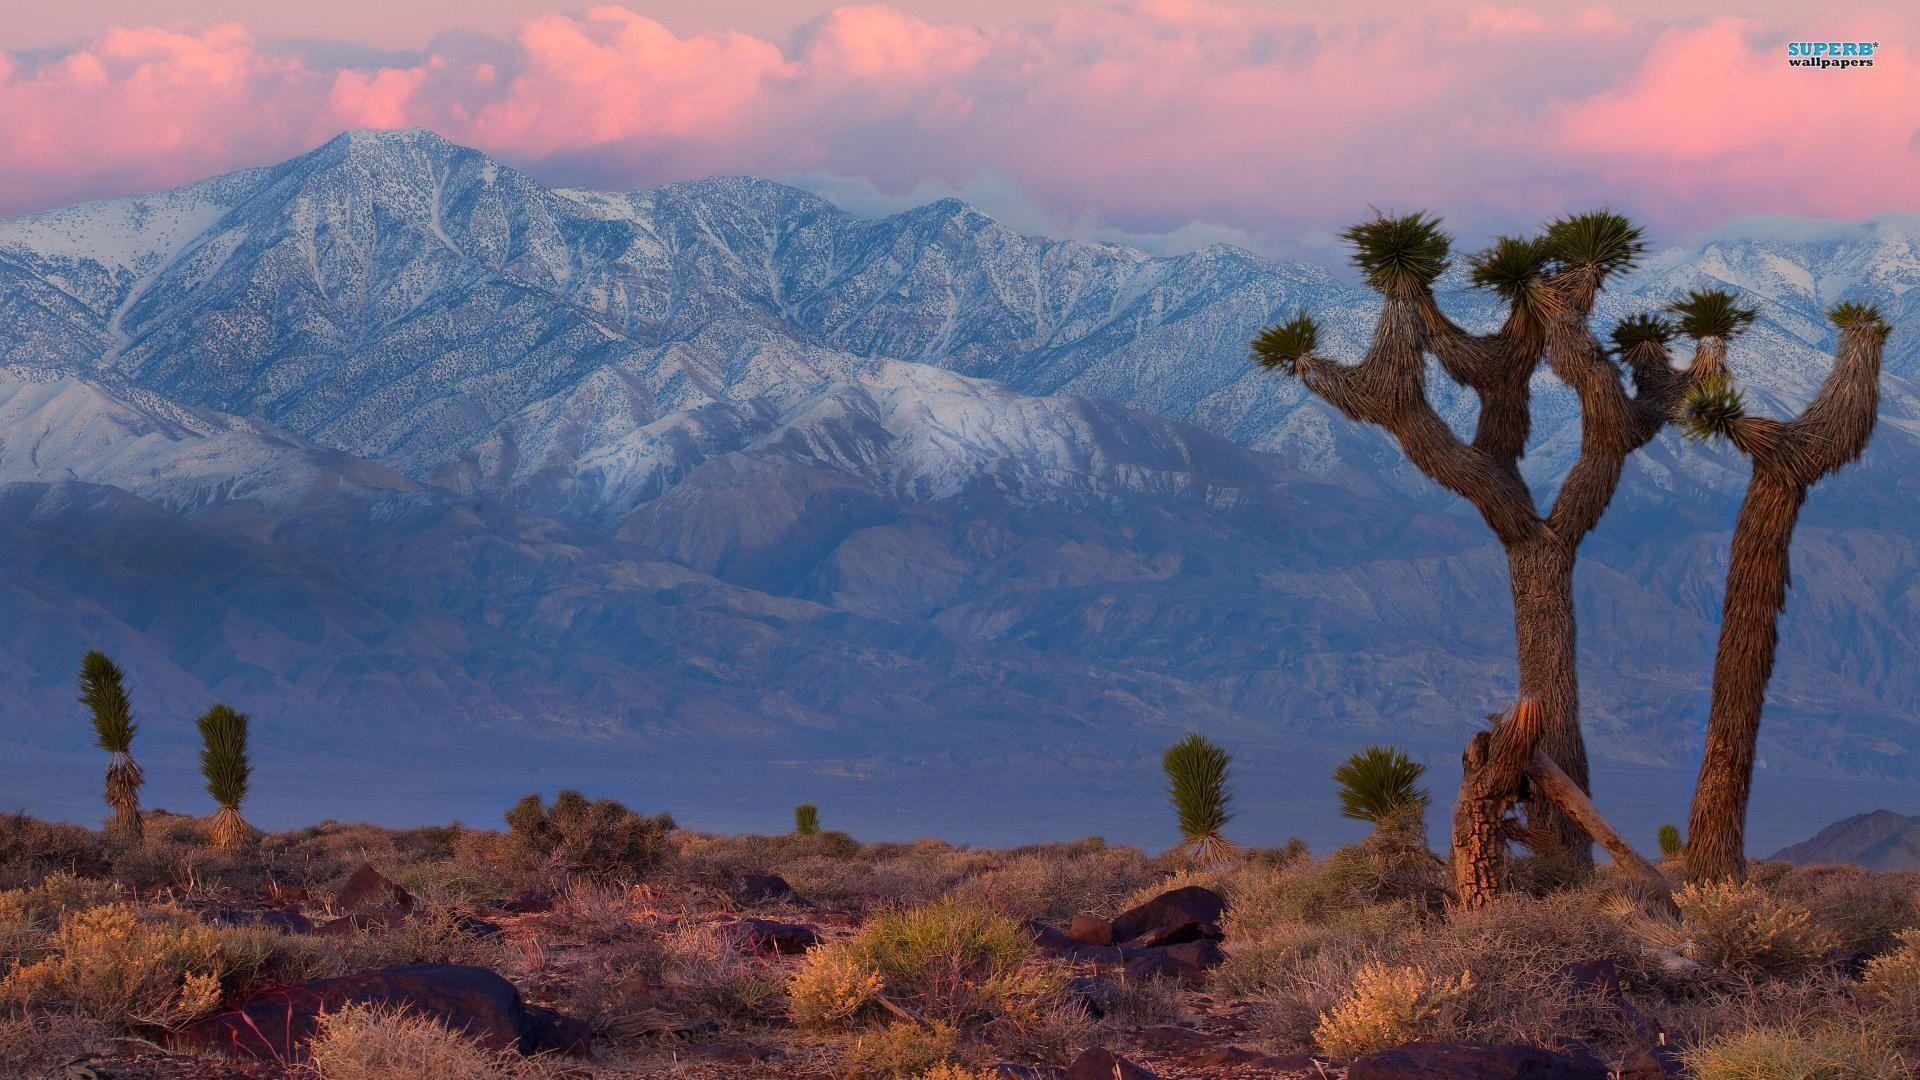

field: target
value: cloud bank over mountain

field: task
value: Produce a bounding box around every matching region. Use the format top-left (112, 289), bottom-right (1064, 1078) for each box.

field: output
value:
top-left (0, 4), bottom-right (1912, 256)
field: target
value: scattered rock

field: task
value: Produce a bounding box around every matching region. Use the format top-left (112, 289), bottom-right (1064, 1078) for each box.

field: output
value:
top-left (198, 906), bottom-right (314, 934)
top-left (1109, 886), bottom-right (1224, 946)
top-left (498, 890), bottom-right (555, 914)
top-left (1025, 920), bottom-right (1084, 956)
top-left (174, 963), bottom-right (589, 1061)
top-left (1064, 1047), bottom-right (1157, 1080)
top-left (732, 873), bottom-right (807, 906)
top-left (1133, 1026), bottom-right (1215, 1051)
top-left (1122, 939), bottom-right (1222, 985)
top-left (313, 909), bottom-right (412, 937)
top-left (333, 864), bottom-right (414, 914)
top-left (1067, 914), bottom-right (1114, 946)
top-left (455, 915), bottom-right (505, 937)
top-left (1064, 975), bottom-right (1125, 1018)
top-left (1615, 1046), bottom-right (1684, 1079)
top-left (1190, 1047), bottom-right (1324, 1072)
top-left (728, 917), bottom-right (822, 955)
top-left (1072, 944), bottom-right (1126, 966)
top-left (1347, 1042), bottom-right (1608, 1080)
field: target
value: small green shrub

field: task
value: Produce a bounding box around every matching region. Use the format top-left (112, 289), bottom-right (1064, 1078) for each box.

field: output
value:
top-left (1683, 1023), bottom-right (1909, 1080)
top-left (1658, 824), bottom-right (1683, 859)
top-left (790, 899), bottom-right (1048, 1027)
top-left (504, 791), bottom-right (675, 882)
top-left (1677, 879), bottom-right (1834, 977)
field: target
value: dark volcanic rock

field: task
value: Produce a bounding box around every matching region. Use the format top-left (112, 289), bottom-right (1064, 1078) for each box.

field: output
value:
top-left (733, 873), bottom-right (808, 905)
top-left (1109, 886), bottom-right (1224, 946)
top-left (334, 864), bottom-right (414, 914)
top-left (1348, 1042), bottom-right (1608, 1080)
top-left (1025, 920), bottom-right (1084, 956)
top-left (1064, 1047), bottom-right (1156, 1079)
top-left (1067, 914), bottom-right (1113, 946)
top-left (728, 917), bottom-right (823, 955)
top-left (174, 963), bottom-right (589, 1061)
top-left (498, 889), bottom-right (555, 914)
top-left (1064, 975), bottom-right (1125, 1018)
top-left (1122, 939), bottom-right (1222, 985)
top-left (1072, 944), bottom-right (1125, 966)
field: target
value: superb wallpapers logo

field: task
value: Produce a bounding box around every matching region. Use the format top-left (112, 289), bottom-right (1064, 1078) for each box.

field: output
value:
top-left (1786, 41), bottom-right (1878, 68)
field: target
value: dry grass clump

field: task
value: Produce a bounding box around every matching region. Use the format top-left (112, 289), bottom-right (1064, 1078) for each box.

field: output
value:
top-left (791, 899), bottom-right (1049, 1028)
top-left (840, 1019), bottom-right (962, 1077)
top-left (1774, 867), bottom-right (1919, 955)
top-left (0, 814), bottom-right (109, 886)
top-left (307, 1003), bottom-right (561, 1079)
top-left (1860, 928), bottom-right (1920, 1036)
top-left (1682, 1021), bottom-right (1910, 1079)
top-left (0, 1008), bottom-right (108, 1076)
top-left (942, 840), bottom-right (1153, 921)
top-left (1312, 960), bottom-right (1474, 1059)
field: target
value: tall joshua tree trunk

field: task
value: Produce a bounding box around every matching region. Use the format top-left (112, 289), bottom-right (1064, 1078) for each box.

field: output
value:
top-left (1683, 302), bottom-right (1888, 883)
top-left (1255, 213), bottom-right (1715, 884)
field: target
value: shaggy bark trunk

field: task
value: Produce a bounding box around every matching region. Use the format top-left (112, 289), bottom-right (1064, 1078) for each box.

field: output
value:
top-left (1507, 534), bottom-right (1592, 873)
top-left (1452, 701), bottom-right (1542, 909)
top-left (1685, 475), bottom-right (1803, 883)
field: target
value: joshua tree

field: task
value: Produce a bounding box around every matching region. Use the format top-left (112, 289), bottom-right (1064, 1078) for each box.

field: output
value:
top-left (197, 703), bottom-right (254, 851)
top-left (1680, 301), bottom-right (1889, 883)
top-left (794, 803), bottom-right (821, 837)
top-left (1254, 211), bottom-right (1725, 873)
top-left (1163, 733), bottom-right (1236, 865)
top-left (78, 651), bottom-right (144, 843)
top-left (1334, 745), bottom-right (1430, 837)
top-left (1657, 824), bottom-right (1683, 860)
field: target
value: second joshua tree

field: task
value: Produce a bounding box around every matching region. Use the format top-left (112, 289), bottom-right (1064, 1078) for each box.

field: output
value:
top-left (1680, 302), bottom-right (1889, 883)
top-left (198, 703), bottom-right (254, 851)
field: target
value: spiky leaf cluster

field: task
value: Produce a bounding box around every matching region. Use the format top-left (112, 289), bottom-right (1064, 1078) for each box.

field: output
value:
top-left (1341, 212), bottom-right (1451, 290)
top-left (794, 803), bottom-right (821, 837)
top-left (79, 651), bottom-right (137, 754)
top-left (1164, 732), bottom-right (1234, 845)
top-left (1251, 312), bottom-right (1320, 373)
top-left (1657, 823), bottom-right (1683, 859)
top-left (1469, 235), bottom-right (1553, 306)
top-left (197, 703), bottom-right (251, 810)
top-left (1829, 300), bottom-right (1891, 338)
top-left (1670, 289), bottom-right (1757, 340)
top-left (1609, 313), bottom-right (1676, 355)
top-left (1543, 210), bottom-right (1645, 280)
top-left (1332, 745), bottom-right (1430, 826)
top-left (1680, 374), bottom-right (1748, 443)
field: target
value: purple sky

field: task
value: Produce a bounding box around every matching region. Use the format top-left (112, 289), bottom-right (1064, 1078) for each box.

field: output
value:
top-left (1, 2), bottom-right (1913, 257)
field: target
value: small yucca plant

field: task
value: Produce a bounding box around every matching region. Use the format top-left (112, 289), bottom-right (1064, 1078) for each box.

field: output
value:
top-left (795, 803), bottom-right (821, 837)
top-left (1333, 745), bottom-right (1430, 832)
top-left (1164, 732), bottom-right (1236, 866)
top-left (1657, 823), bottom-right (1684, 860)
top-left (197, 703), bottom-right (254, 851)
top-left (79, 651), bottom-right (143, 843)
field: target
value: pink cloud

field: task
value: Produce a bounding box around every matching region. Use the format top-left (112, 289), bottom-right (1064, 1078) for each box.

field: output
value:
top-left (0, 3), bottom-right (1913, 249)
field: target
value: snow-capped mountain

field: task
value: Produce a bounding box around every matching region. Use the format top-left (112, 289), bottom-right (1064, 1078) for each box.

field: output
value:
top-left (2, 129), bottom-right (1917, 841)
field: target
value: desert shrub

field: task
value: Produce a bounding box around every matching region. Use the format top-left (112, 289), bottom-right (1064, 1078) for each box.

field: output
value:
top-left (1683, 1022), bottom-right (1910, 1079)
top-left (789, 946), bottom-right (887, 1027)
top-left (505, 791), bottom-right (675, 882)
top-left (792, 900), bottom-right (1047, 1027)
top-left (1777, 867), bottom-right (1919, 955)
top-left (655, 922), bottom-right (784, 1021)
top-left (308, 1002), bottom-right (557, 1079)
top-left (0, 1009), bottom-right (107, 1076)
top-left (842, 1019), bottom-right (961, 1077)
top-left (944, 841), bottom-right (1153, 921)
top-left (1216, 903), bottom-right (1398, 1000)
top-left (1677, 879), bottom-right (1835, 977)
top-left (0, 903), bottom-right (227, 1029)
top-left (0, 872), bottom-right (124, 963)
top-left (1861, 928), bottom-right (1920, 1034)
top-left (0, 814), bottom-right (109, 884)
top-left (1312, 961), bottom-right (1473, 1059)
